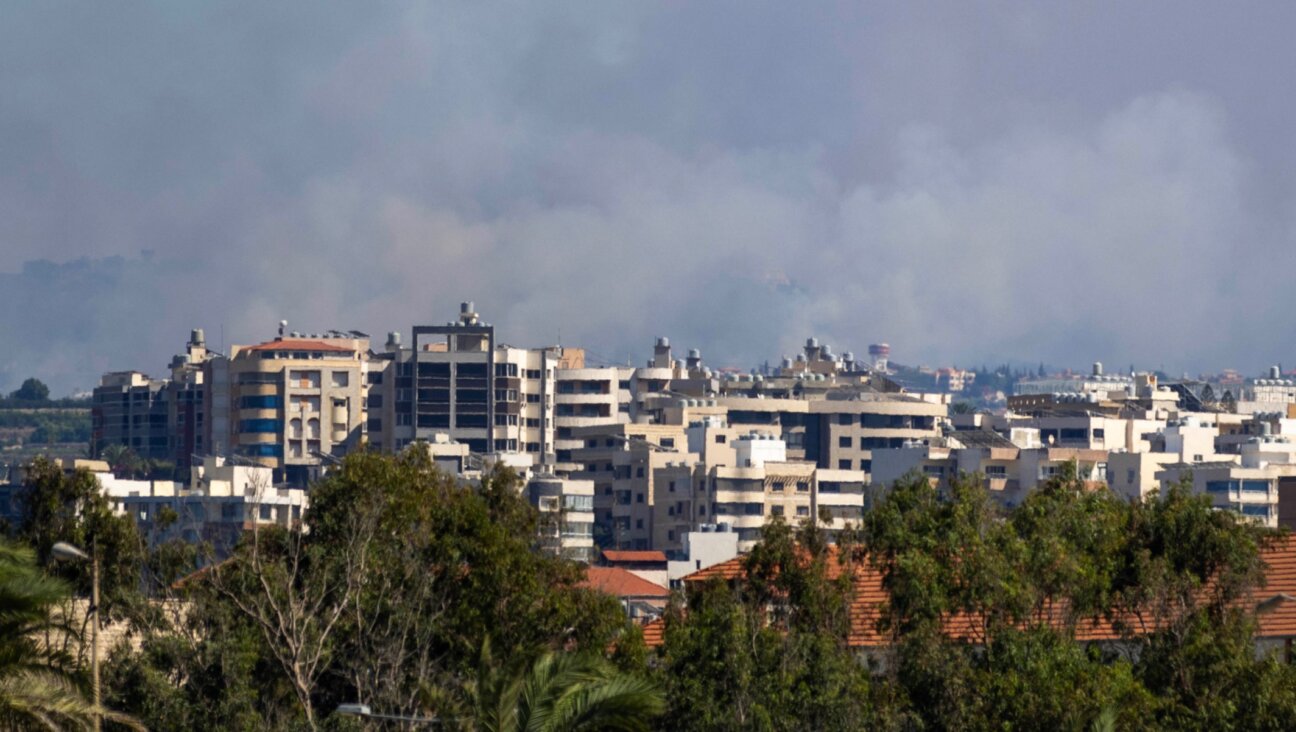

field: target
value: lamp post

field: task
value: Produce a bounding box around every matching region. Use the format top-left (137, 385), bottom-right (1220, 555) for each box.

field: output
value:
top-left (52, 541), bottom-right (100, 732)
top-left (336, 703), bottom-right (446, 727)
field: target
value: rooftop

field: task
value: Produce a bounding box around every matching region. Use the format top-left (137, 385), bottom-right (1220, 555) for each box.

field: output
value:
top-left (581, 567), bottom-right (670, 599)
top-left (245, 339), bottom-right (355, 353)
top-left (602, 550), bottom-right (668, 564)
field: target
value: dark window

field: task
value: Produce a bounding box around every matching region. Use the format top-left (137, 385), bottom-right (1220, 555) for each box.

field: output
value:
top-left (417, 414), bottom-right (450, 428)
top-left (715, 434), bottom-right (726, 444)
top-left (838, 436), bottom-right (852, 448)
top-left (417, 362), bottom-right (451, 377)
top-left (660, 438), bottom-right (675, 448)
top-left (239, 395), bottom-right (282, 409)
top-left (838, 460), bottom-right (851, 469)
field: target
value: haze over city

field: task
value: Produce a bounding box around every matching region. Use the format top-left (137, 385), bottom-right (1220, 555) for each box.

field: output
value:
top-left (5, 3), bottom-right (1296, 395)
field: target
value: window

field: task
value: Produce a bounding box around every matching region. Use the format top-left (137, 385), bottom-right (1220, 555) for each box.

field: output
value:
top-left (636, 519), bottom-right (644, 529)
top-left (636, 466), bottom-right (644, 478)
top-left (669, 481), bottom-right (676, 493)
top-left (1206, 480), bottom-right (1236, 495)
top-left (796, 481), bottom-right (809, 492)
top-left (1242, 504), bottom-right (1270, 519)
top-left (526, 393), bottom-right (540, 403)
top-left (668, 530), bottom-right (675, 541)
top-left (239, 395), bottom-right (282, 409)
top-left (985, 465), bottom-right (1007, 478)
top-left (239, 419), bottom-right (281, 434)
top-left (715, 434), bottom-right (727, 444)
top-left (331, 371), bottom-right (350, 388)
top-left (660, 438), bottom-right (675, 448)
top-left (839, 414), bottom-right (855, 425)
top-left (838, 436), bottom-right (853, 448)
top-left (771, 505), bottom-right (784, 517)
top-left (860, 459), bottom-right (872, 472)
top-left (838, 460), bottom-right (851, 469)
top-left (636, 493), bottom-right (645, 504)
top-left (259, 505), bottom-right (272, 521)
top-left (796, 505), bottom-right (810, 517)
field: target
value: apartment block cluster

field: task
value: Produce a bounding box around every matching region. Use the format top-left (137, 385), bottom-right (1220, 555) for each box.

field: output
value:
top-left (45, 304), bottom-right (1296, 569)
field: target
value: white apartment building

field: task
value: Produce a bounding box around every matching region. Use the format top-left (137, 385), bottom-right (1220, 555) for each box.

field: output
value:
top-left (554, 366), bottom-right (630, 473)
top-left (527, 474), bottom-right (596, 563)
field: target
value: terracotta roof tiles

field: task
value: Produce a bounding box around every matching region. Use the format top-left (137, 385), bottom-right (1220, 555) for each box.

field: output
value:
top-left (581, 567), bottom-right (670, 599)
top-left (648, 539), bottom-right (1296, 649)
top-left (602, 550), bottom-right (668, 564)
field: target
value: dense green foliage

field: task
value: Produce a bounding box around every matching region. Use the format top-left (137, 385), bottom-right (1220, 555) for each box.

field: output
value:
top-left (0, 409), bottom-right (91, 446)
top-left (8, 451), bottom-right (1296, 730)
top-left (96, 449), bottom-right (651, 731)
top-left (657, 466), bottom-right (1296, 730)
top-left (0, 539), bottom-right (142, 729)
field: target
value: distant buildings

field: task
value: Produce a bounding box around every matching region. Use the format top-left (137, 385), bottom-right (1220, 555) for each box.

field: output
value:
top-left (69, 303), bottom-right (1296, 558)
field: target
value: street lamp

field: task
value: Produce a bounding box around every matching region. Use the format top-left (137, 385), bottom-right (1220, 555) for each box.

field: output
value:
top-left (51, 541), bottom-right (101, 732)
top-left (336, 702), bottom-right (446, 726)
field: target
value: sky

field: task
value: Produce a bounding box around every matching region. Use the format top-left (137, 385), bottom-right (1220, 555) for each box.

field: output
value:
top-left (4, 2), bottom-right (1296, 395)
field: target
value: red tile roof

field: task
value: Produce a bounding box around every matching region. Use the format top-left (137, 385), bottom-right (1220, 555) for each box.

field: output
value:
top-left (246, 339), bottom-right (354, 353)
top-left (649, 540), bottom-right (1296, 649)
top-left (602, 550), bottom-right (668, 564)
top-left (582, 567), bottom-right (670, 599)
top-left (641, 616), bottom-right (666, 647)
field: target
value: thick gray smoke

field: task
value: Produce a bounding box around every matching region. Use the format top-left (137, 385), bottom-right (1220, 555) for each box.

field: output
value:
top-left (3, 3), bottom-right (1296, 394)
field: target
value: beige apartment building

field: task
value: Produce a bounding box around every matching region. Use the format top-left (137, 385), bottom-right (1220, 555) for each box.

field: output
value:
top-left (568, 422), bottom-right (689, 551)
top-left (216, 331), bottom-right (371, 484)
top-left (554, 365), bottom-right (630, 473)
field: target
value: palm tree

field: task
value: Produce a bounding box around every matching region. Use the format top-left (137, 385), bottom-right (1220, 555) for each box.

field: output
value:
top-left (0, 540), bottom-right (142, 730)
top-left (465, 642), bottom-right (663, 732)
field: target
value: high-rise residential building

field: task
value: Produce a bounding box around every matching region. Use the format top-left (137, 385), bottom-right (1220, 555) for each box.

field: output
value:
top-left (554, 365), bottom-right (629, 472)
top-left (568, 422), bottom-right (690, 551)
top-left (371, 303), bottom-right (570, 461)
top-left (216, 328), bottom-right (371, 485)
top-left (91, 329), bottom-right (215, 475)
top-left (527, 473), bottom-right (596, 562)
top-left (91, 371), bottom-right (170, 462)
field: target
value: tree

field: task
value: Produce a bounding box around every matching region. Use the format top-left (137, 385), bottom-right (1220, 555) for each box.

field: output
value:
top-left (0, 539), bottom-right (142, 730)
top-left (107, 449), bottom-right (633, 730)
top-left (10, 377), bottom-right (50, 403)
top-left (858, 466), bottom-right (1287, 729)
top-left (659, 519), bottom-right (874, 730)
top-left (14, 458), bottom-right (146, 640)
top-left (463, 641), bottom-right (663, 732)
top-left (97, 445), bottom-right (147, 480)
